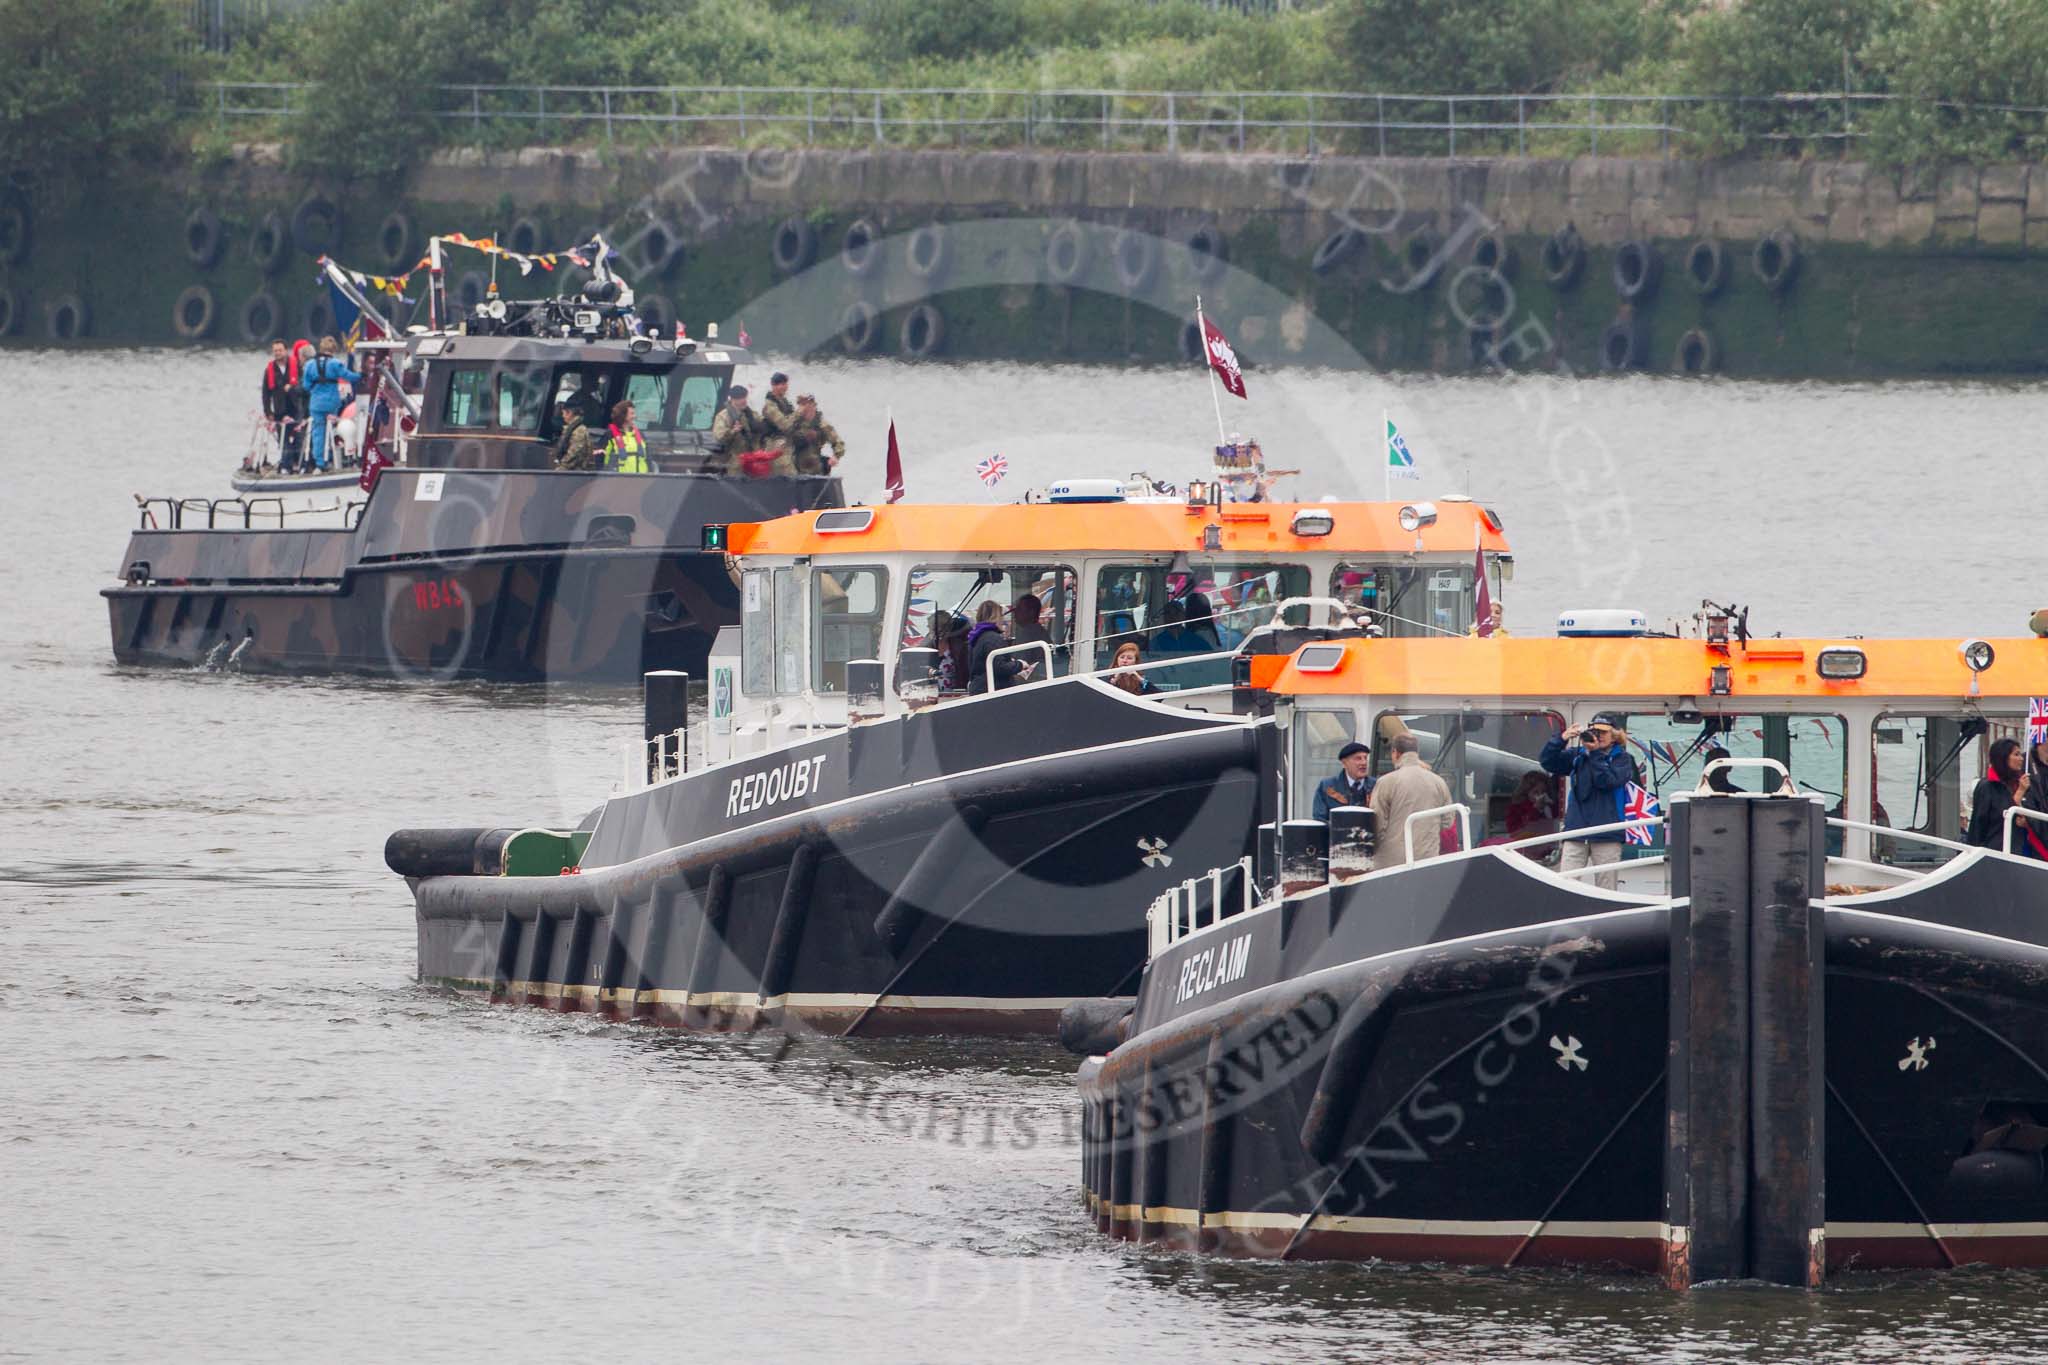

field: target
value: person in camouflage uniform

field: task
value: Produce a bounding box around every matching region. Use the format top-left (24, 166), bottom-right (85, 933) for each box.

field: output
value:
top-left (553, 397), bottom-right (598, 470)
top-left (786, 393), bottom-right (846, 475)
top-left (759, 371), bottom-right (796, 445)
top-left (711, 385), bottom-right (772, 475)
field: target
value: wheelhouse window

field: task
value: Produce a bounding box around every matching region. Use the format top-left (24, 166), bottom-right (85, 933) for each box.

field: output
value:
top-left (774, 567), bottom-right (805, 696)
top-left (496, 367), bottom-right (548, 432)
top-left (1872, 713), bottom-right (2006, 866)
top-left (1373, 710), bottom-right (1566, 847)
top-left (740, 565), bottom-right (807, 698)
top-left (1620, 712), bottom-right (1849, 807)
top-left (443, 366), bottom-right (491, 428)
top-left (1291, 707), bottom-right (1362, 817)
top-left (1094, 561), bottom-right (1307, 689)
top-left (899, 563), bottom-right (1077, 685)
top-left (813, 566), bottom-right (889, 693)
top-left (1333, 563), bottom-right (1475, 637)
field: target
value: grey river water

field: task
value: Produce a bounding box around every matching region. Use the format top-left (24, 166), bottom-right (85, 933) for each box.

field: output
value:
top-left (4, 349), bottom-right (2047, 1361)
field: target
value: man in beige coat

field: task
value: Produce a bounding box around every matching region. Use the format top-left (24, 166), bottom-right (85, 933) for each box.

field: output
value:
top-left (1370, 733), bottom-right (1455, 870)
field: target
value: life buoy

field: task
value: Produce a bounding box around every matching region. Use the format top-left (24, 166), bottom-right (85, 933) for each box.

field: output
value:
top-left (841, 218), bottom-right (880, 276)
top-left (637, 217), bottom-right (684, 276)
top-left (290, 195), bottom-right (340, 256)
top-left (1185, 222), bottom-right (1228, 280)
top-left (1612, 240), bottom-right (1661, 302)
top-left (637, 292), bottom-right (674, 338)
top-left (898, 303), bottom-right (945, 359)
top-left (1600, 316), bottom-right (1646, 370)
top-left (508, 216), bottom-right (544, 256)
top-left (1541, 226), bottom-right (1584, 288)
top-left (771, 214), bottom-right (817, 274)
top-left (239, 290), bottom-right (280, 343)
top-left (839, 299), bottom-right (879, 354)
top-left (0, 191), bottom-right (29, 266)
top-left (184, 208), bottom-right (224, 269)
top-left (0, 288), bottom-right (19, 337)
top-left (905, 223), bottom-right (950, 280)
top-left (455, 271), bottom-right (488, 312)
top-left (172, 284), bottom-right (217, 339)
top-left (1754, 231), bottom-right (1800, 294)
top-left (1310, 227), bottom-right (1363, 275)
top-left (1045, 221), bottom-right (1089, 285)
top-left (378, 212), bottom-right (414, 269)
top-left (45, 292), bottom-right (89, 341)
top-left (1470, 229), bottom-right (1516, 279)
top-left (303, 295), bottom-right (335, 342)
top-left (1685, 238), bottom-right (1728, 297)
top-left (250, 212), bottom-right (290, 274)
top-left (1674, 326), bottom-right (1717, 375)
top-left (1112, 228), bottom-right (1159, 292)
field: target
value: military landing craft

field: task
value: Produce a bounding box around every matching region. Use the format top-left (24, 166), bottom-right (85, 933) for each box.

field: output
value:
top-left (104, 269), bottom-right (839, 682)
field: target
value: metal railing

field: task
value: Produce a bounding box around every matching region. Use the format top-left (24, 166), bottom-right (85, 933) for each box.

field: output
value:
top-left (197, 82), bottom-right (2048, 158)
top-left (1147, 855), bottom-right (1256, 956)
top-left (1404, 801), bottom-right (1473, 864)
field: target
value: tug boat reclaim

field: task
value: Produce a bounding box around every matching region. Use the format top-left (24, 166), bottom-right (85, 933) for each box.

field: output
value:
top-left (104, 267), bottom-right (838, 681)
top-left (1077, 627), bottom-right (2048, 1283)
top-left (389, 483), bottom-right (1511, 1036)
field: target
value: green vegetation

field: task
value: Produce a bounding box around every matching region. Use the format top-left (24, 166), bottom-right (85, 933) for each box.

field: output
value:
top-left (11, 0), bottom-right (2048, 189)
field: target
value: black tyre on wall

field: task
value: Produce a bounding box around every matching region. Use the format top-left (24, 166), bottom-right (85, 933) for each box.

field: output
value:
top-left (771, 215), bottom-right (818, 274)
top-left (378, 212), bottom-right (415, 269)
top-left (841, 218), bottom-right (881, 277)
top-left (0, 288), bottom-right (20, 337)
top-left (172, 284), bottom-right (218, 339)
top-left (1541, 226), bottom-right (1584, 289)
top-left (1112, 228), bottom-right (1159, 292)
top-left (185, 209), bottom-right (225, 269)
top-left (1185, 222), bottom-right (1228, 281)
top-left (1685, 239), bottom-right (1729, 298)
top-left (1600, 316), bottom-right (1646, 370)
top-left (455, 271), bottom-right (489, 312)
top-left (303, 295), bottom-right (335, 342)
top-left (637, 292), bottom-right (674, 338)
top-left (840, 300), bottom-right (879, 354)
top-left (1311, 227), bottom-right (1363, 276)
top-left (637, 218), bottom-right (684, 277)
top-left (1045, 221), bottom-right (1089, 285)
top-left (0, 191), bottom-right (30, 266)
top-left (898, 303), bottom-right (945, 359)
top-left (905, 223), bottom-right (950, 282)
top-left (251, 212), bottom-right (290, 274)
top-left (1470, 229), bottom-right (1517, 279)
top-left (240, 290), bottom-right (281, 343)
top-left (1612, 240), bottom-right (1661, 303)
top-left (1754, 231), bottom-right (1800, 294)
top-left (508, 216), bottom-right (545, 256)
top-left (45, 292), bottom-right (89, 341)
top-left (1674, 326), bottom-right (1717, 375)
top-left (291, 195), bottom-right (340, 256)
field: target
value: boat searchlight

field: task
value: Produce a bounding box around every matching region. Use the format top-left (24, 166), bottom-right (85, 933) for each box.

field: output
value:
top-left (1397, 502), bottom-right (1438, 533)
top-left (1816, 647), bottom-right (1867, 681)
top-left (1290, 509), bottom-right (1334, 537)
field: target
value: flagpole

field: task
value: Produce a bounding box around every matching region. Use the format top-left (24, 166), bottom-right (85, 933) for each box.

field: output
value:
top-left (1195, 295), bottom-right (1228, 447)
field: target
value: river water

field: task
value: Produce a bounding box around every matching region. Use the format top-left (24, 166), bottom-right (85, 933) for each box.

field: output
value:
top-left (4, 349), bottom-right (2046, 1362)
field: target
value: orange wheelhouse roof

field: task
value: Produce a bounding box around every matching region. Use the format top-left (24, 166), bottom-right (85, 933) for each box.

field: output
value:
top-left (1263, 636), bottom-right (2048, 703)
top-left (725, 500), bottom-right (1508, 559)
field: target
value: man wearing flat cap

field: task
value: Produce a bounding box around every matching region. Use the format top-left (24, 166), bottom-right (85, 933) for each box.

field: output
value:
top-left (1313, 740), bottom-right (1377, 821)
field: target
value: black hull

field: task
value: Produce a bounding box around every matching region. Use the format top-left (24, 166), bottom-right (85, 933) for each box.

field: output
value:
top-left (403, 681), bottom-right (1265, 1034)
top-left (105, 546), bottom-right (734, 682)
top-left (1079, 796), bottom-right (2048, 1281)
top-left (105, 468), bottom-right (839, 684)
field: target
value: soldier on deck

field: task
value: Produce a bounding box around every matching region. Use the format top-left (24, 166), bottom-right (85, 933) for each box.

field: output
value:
top-left (760, 371), bottom-right (796, 445)
top-left (785, 393), bottom-right (846, 475)
top-left (711, 384), bottom-right (769, 475)
top-left (553, 395), bottom-right (598, 470)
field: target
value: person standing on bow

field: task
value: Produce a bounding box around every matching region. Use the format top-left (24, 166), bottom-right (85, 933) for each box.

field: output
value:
top-left (785, 393), bottom-right (845, 475)
top-left (1540, 712), bottom-right (1637, 888)
top-left (301, 336), bottom-right (361, 473)
top-left (260, 340), bottom-right (299, 471)
top-left (603, 399), bottom-right (651, 473)
top-left (759, 371), bottom-right (796, 445)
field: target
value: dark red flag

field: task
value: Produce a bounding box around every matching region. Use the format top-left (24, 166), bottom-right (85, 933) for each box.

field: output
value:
top-left (1473, 534), bottom-right (1496, 637)
top-left (884, 420), bottom-right (905, 504)
top-left (1201, 314), bottom-right (1248, 399)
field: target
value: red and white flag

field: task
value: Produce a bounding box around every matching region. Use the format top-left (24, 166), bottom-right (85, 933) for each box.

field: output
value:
top-left (2030, 697), bottom-right (2048, 747)
top-left (1201, 314), bottom-right (1248, 400)
top-left (884, 420), bottom-right (905, 504)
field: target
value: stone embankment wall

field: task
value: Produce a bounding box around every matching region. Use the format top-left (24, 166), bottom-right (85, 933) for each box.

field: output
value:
top-left (5, 144), bottom-right (2045, 378)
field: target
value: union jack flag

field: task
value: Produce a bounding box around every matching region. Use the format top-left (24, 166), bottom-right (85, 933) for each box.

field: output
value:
top-left (2031, 697), bottom-right (2048, 747)
top-left (976, 453), bottom-right (1008, 486)
top-left (1622, 781), bottom-right (1661, 846)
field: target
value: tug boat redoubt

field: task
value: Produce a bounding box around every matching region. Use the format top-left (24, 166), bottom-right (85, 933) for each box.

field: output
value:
top-left (1076, 628), bottom-right (2048, 1284)
top-left (389, 481), bottom-right (1511, 1036)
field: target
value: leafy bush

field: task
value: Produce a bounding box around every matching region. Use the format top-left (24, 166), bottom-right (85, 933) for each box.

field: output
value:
top-left (0, 0), bottom-right (190, 189)
top-left (1861, 0), bottom-right (2048, 161)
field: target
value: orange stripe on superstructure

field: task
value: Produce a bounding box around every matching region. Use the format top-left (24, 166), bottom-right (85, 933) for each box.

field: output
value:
top-left (724, 502), bottom-right (1508, 558)
top-left (1266, 636), bottom-right (2048, 701)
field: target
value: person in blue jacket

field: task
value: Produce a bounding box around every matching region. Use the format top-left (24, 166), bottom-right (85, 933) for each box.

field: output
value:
top-left (1539, 711), bottom-right (1639, 888)
top-left (301, 336), bottom-right (362, 473)
top-left (1312, 741), bottom-right (1376, 821)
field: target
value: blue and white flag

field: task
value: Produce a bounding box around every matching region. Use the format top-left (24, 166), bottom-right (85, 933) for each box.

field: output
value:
top-left (1386, 417), bottom-right (1420, 480)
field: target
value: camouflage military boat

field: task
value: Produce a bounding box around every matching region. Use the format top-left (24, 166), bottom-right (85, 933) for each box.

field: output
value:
top-left (104, 285), bottom-right (840, 682)
top-left (389, 484), bottom-right (1513, 1036)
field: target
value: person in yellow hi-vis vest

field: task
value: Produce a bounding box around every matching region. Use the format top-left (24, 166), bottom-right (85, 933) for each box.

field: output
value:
top-left (604, 399), bottom-right (652, 473)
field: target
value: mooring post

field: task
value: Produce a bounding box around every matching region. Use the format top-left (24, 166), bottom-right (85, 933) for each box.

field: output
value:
top-left (1746, 795), bottom-right (1827, 1288)
top-left (1664, 792), bottom-right (1828, 1288)
top-left (1664, 794), bottom-right (1752, 1285)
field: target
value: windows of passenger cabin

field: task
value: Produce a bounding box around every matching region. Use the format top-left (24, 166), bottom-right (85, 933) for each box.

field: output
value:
top-left (1871, 713), bottom-right (2006, 866)
top-left (443, 367), bottom-right (492, 428)
top-left (1371, 710), bottom-right (1567, 848)
top-left (1095, 561), bottom-right (1307, 689)
top-left (900, 564), bottom-right (1077, 679)
top-left (1333, 564), bottom-right (1475, 637)
top-left (813, 567), bottom-right (888, 693)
